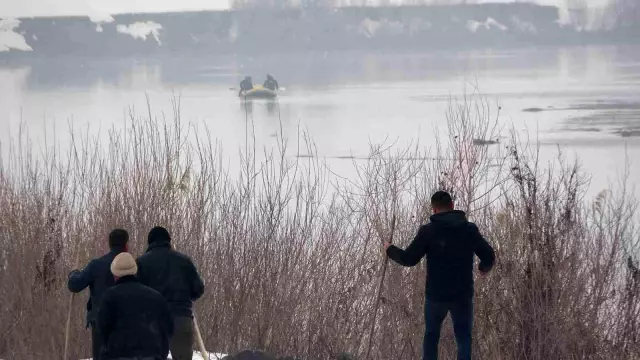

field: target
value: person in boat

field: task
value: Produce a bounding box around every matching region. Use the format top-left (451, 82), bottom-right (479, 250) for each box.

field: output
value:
top-left (239, 76), bottom-right (254, 96)
top-left (263, 74), bottom-right (279, 91)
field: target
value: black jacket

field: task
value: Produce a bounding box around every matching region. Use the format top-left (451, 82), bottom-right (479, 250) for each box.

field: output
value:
top-left (136, 241), bottom-right (205, 318)
top-left (386, 210), bottom-right (495, 301)
top-left (68, 248), bottom-right (125, 325)
top-left (263, 78), bottom-right (279, 91)
top-left (240, 79), bottom-right (253, 91)
top-left (98, 276), bottom-right (173, 360)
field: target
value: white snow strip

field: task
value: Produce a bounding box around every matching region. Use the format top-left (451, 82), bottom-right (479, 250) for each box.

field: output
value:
top-left (0, 18), bottom-right (33, 52)
top-left (116, 21), bottom-right (163, 44)
top-left (80, 351), bottom-right (226, 360)
top-left (91, 13), bottom-right (114, 33)
top-left (466, 17), bottom-right (508, 33)
top-left (89, 14), bottom-right (115, 24)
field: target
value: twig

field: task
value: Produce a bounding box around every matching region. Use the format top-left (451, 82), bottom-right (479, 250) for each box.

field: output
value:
top-left (365, 213), bottom-right (397, 359)
top-left (194, 315), bottom-right (210, 360)
top-left (63, 239), bottom-right (81, 360)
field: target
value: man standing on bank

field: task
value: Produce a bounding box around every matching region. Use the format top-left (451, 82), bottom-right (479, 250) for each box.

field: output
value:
top-left (384, 191), bottom-right (495, 360)
top-left (98, 252), bottom-right (173, 360)
top-left (137, 227), bottom-right (205, 360)
top-left (68, 229), bottom-right (129, 360)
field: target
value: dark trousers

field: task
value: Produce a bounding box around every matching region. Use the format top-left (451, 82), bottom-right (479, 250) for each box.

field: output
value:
top-left (423, 297), bottom-right (473, 360)
top-left (91, 323), bottom-right (103, 360)
top-left (170, 316), bottom-right (194, 360)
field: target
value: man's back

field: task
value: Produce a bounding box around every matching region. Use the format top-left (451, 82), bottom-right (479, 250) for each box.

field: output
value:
top-left (424, 211), bottom-right (493, 301)
top-left (68, 250), bottom-right (122, 323)
top-left (386, 210), bottom-right (495, 301)
top-left (137, 242), bottom-right (205, 317)
top-left (385, 192), bottom-right (495, 360)
top-left (264, 78), bottom-right (279, 91)
top-left (240, 78), bottom-right (253, 90)
top-left (98, 277), bottom-right (173, 360)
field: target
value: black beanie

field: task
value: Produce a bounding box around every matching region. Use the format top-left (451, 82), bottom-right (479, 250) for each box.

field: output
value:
top-left (148, 226), bottom-right (171, 245)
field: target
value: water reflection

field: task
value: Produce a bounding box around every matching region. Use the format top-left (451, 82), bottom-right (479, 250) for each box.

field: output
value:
top-left (2, 46), bottom-right (637, 94)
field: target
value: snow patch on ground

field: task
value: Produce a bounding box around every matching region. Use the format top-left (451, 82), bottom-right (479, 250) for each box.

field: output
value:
top-left (80, 351), bottom-right (226, 360)
top-left (116, 21), bottom-right (163, 44)
top-left (170, 352), bottom-right (227, 360)
top-left (0, 18), bottom-right (33, 52)
top-left (467, 17), bottom-right (508, 33)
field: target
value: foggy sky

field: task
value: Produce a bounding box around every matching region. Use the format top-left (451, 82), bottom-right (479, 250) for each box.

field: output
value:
top-left (0, 0), bottom-right (610, 18)
top-left (0, 0), bottom-right (229, 18)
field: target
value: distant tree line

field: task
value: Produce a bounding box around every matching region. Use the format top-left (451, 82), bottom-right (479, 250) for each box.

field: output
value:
top-left (230, 0), bottom-right (639, 31)
top-left (610, 0), bottom-right (639, 28)
top-left (229, 0), bottom-right (485, 9)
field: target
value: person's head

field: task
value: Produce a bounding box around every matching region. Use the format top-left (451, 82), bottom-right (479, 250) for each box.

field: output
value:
top-left (148, 226), bottom-right (171, 245)
top-left (267, 74), bottom-right (273, 80)
top-left (245, 76), bottom-right (252, 81)
top-left (110, 252), bottom-right (137, 279)
top-left (431, 191), bottom-right (454, 214)
top-left (109, 229), bottom-right (129, 251)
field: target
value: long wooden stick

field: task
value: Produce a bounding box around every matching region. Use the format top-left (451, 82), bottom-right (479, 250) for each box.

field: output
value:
top-left (365, 214), bottom-right (397, 359)
top-left (64, 242), bottom-right (82, 360)
top-left (193, 315), bottom-right (210, 360)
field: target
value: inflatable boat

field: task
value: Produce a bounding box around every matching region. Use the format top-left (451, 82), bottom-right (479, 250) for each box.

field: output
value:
top-left (239, 85), bottom-right (278, 100)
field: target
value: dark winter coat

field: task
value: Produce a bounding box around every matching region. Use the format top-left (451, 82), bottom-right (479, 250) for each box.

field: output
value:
top-left (263, 78), bottom-right (279, 91)
top-left (68, 248), bottom-right (125, 326)
top-left (136, 241), bottom-right (205, 318)
top-left (97, 276), bottom-right (173, 360)
top-left (240, 79), bottom-right (254, 91)
top-left (386, 210), bottom-right (495, 301)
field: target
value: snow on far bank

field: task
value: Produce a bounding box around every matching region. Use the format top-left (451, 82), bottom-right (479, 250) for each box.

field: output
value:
top-left (467, 17), bottom-right (508, 33)
top-left (116, 21), bottom-right (163, 44)
top-left (89, 14), bottom-right (115, 24)
top-left (0, 18), bottom-right (33, 52)
top-left (90, 14), bottom-right (115, 33)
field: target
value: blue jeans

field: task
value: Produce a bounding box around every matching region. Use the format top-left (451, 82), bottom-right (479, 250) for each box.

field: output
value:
top-left (423, 297), bottom-right (473, 360)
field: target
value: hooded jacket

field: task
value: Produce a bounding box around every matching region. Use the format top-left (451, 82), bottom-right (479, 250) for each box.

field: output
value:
top-left (263, 76), bottom-right (279, 91)
top-left (136, 240), bottom-right (205, 318)
top-left (386, 210), bottom-right (495, 301)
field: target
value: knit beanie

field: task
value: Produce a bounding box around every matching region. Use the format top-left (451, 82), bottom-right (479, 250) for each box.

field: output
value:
top-left (110, 252), bottom-right (138, 278)
top-left (148, 226), bottom-right (171, 245)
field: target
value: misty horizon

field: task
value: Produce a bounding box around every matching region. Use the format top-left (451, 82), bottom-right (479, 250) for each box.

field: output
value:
top-left (0, 0), bottom-right (613, 18)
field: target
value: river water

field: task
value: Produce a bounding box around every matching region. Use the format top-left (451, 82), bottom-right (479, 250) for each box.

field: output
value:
top-left (1, 45), bottom-right (640, 198)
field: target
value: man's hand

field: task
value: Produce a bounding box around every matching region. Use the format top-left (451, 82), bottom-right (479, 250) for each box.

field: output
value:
top-left (383, 242), bottom-right (392, 252)
top-left (68, 269), bottom-right (80, 277)
top-left (478, 271), bottom-right (489, 279)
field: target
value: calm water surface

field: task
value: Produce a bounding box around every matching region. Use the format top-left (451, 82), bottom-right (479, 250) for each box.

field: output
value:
top-left (1, 45), bottom-right (640, 197)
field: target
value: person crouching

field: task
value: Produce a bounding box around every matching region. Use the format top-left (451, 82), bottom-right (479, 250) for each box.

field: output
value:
top-left (98, 252), bottom-right (174, 360)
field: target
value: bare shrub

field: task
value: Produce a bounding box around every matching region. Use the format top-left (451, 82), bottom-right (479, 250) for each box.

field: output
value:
top-left (0, 94), bottom-right (638, 360)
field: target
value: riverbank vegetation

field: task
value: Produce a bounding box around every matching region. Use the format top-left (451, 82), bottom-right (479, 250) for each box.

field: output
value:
top-left (0, 96), bottom-right (638, 359)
